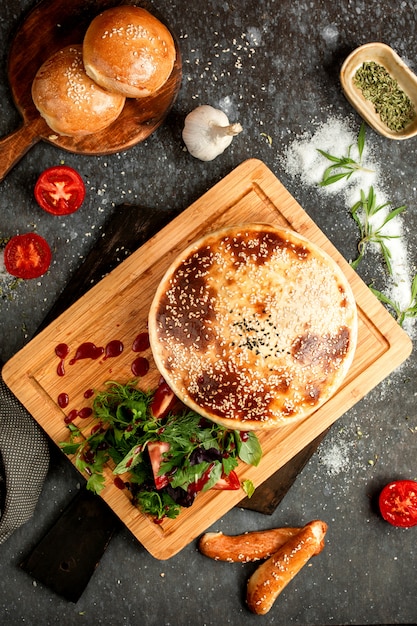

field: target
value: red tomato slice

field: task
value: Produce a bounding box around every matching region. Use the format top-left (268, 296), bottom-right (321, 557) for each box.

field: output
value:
top-left (148, 441), bottom-right (170, 490)
top-left (379, 479), bottom-right (417, 528)
top-left (34, 165), bottom-right (86, 215)
top-left (4, 233), bottom-right (52, 279)
top-left (212, 470), bottom-right (240, 491)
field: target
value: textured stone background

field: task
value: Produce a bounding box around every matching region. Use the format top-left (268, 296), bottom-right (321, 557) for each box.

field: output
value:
top-left (1, 1), bottom-right (416, 624)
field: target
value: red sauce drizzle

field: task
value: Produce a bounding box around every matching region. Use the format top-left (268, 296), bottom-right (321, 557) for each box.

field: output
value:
top-left (187, 464), bottom-right (214, 496)
top-left (55, 343), bottom-right (70, 376)
top-left (58, 393), bottom-right (69, 409)
top-left (131, 357), bottom-right (150, 377)
top-left (132, 332), bottom-right (150, 352)
top-left (57, 330), bottom-right (150, 417)
top-left (69, 342), bottom-right (104, 365)
top-left (64, 409), bottom-right (78, 424)
top-left (104, 340), bottom-right (124, 359)
top-left (114, 476), bottom-right (126, 490)
top-left (63, 406), bottom-right (92, 423)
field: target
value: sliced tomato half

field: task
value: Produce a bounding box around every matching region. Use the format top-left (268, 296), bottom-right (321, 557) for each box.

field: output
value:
top-left (148, 441), bottom-right (170, 490)
top-left (4, 233), bottom-right (52, 279)
top-left (34, 165), bottom-right (86, 215)
top-left (212, 469), bottom-right (240, 491)
top-left (379, 479), bottom-right (417, 528)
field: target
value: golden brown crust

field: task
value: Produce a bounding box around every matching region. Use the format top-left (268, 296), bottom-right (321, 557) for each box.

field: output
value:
top-left (246, 520), bottom-right (328, 615)
top-left (149, 224), bottom-right (358, 430)
top-left (198, 528), bottom-right (301, 562)
top-left (31, 45), bottom-right (125, 136)
top-left (82, 6), bottom-right (176, 97)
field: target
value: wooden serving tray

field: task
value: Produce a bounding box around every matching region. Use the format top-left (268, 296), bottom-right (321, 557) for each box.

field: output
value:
top-left (3, 159), bottom-right (412, 559)
top-left (0, 0), bottom-right (182, 181)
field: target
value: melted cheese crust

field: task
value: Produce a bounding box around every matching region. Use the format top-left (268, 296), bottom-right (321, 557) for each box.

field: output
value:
top-left (149, 225), bottom-right (357, 430)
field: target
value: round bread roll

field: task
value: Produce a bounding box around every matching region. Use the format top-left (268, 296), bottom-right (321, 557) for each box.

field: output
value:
top-left (31, 45), bottom-right (126, 136)
top-left (82, 6), bottom-right (176, 98)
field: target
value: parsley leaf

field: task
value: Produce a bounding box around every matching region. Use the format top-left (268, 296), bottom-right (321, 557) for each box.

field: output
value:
top-left (242, 479), bottom-right (255, 498)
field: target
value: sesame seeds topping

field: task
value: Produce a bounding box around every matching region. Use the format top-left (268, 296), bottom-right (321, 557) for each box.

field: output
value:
top-left (63, 50), bottom-right (93, 108)
top-left (101, 23), bottom-right (161, 43)
top-left (150, 226), bottom-right (357, 428)
top-left (97, 21), bottom-right (169, 84)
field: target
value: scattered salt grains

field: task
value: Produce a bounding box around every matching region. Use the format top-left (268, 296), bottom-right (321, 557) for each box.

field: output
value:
top-left (282, 116), bottom-right (377, 192)
top-left (318, 440), bottom-right (353, 476)
top-left (281, 115), bottom-right (416, 338)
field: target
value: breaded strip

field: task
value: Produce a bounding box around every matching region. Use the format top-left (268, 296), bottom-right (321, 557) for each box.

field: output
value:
top-left (246, 520), bottom-right (328, 615)
top-left (199, 528), bottom-right (301, 562)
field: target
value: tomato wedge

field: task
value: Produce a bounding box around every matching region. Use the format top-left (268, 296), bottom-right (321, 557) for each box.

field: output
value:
top-left (212, 469), bottom-right (240, 491)
top-left (4, 233), bottom-right (52, 279)
top-left (148, 441), bottom-right (170, 490)
top-left (379, 479), bottom-right (417, 528)
top-left (34, 165), bottom-right (86, 215)
top-left (150, 381), bottom-right (177, 419)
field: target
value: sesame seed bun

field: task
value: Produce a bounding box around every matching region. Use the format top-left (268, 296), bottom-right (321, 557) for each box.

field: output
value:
top-left (82, 6), bottom-right (176, 98)
top-left (149, 224), bottom-right (358, 430)
top-left (31, 45), bottom-right (126, 137)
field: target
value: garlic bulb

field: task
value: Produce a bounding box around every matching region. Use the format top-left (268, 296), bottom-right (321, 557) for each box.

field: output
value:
top-left (182, 105), bottom-right (243, 161)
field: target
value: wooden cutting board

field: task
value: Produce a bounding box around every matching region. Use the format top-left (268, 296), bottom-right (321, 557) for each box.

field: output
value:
top-left (3, 159), bottom-right (412, 560)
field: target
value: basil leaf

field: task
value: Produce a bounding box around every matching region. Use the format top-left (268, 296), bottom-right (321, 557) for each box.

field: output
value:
top-left (59, 442), bottom-right (81, 454)
top-left (235, 431), bottom-right (262, 466)
top-left (202, 462), bottom-right (222, 492)
top-left (113, 444), bottom-right (144, 474)
top-left (222, 456), bottom-right (238, 475)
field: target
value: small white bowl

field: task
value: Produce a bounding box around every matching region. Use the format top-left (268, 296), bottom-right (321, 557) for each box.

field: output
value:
top-left (340, 42), bottom-right (417, 140)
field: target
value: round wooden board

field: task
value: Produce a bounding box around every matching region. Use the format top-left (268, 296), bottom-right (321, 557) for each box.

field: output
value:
top-left (5, 0), bottom-right (182, 155)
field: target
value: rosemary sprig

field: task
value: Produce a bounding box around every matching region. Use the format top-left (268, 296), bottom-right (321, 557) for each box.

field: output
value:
top-left (317, 123), bottom-right (374, 186)
top-left (349, 186), bottom-right (406, 274)
top-left (370, 273), bottom-right (417, 327)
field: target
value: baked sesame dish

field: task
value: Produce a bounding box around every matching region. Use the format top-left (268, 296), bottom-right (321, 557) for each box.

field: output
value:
top-left (148, 224), bottom-right (358, 430)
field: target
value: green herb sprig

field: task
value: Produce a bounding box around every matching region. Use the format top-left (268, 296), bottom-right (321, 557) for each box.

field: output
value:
top-left (349, 186), bottom-right (406, 273)
top-left (316, 122), bottom-right (416, 331)
top-left (370, 273), bottom-right (417, 327)
top-left (317, 123), bottom-right (374, 186)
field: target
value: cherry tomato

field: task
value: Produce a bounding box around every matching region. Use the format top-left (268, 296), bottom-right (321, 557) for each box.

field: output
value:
top-left (379, 479), bottom-right (417, 528)
top-left (4, 233), bottom-right (52, 279)
top-left (34, 165), bottom-right (85, 215)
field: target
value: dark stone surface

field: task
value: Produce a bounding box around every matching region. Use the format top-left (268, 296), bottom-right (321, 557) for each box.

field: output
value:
top-left (1, 1), bottom-right (417, 624)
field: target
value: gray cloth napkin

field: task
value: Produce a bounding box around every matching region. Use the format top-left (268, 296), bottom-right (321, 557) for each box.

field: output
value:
top-left (0, 370), bottom-right (49, 544)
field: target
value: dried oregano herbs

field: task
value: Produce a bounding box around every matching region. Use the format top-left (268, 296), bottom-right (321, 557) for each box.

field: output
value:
top-left (354, 61), bottom-right (416, 132)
